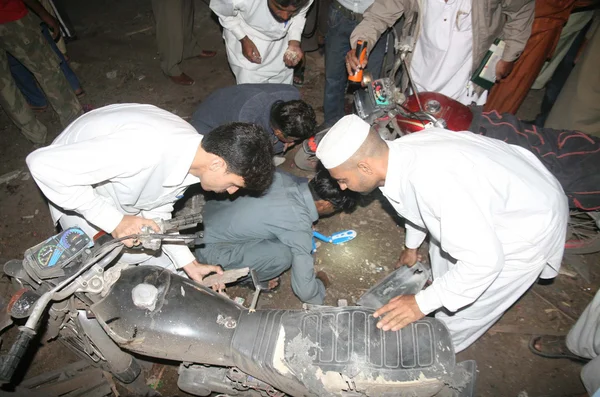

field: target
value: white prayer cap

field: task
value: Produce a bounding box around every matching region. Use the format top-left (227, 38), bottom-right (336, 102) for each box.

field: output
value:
top-left (316, 114), bottom-right (370, 169)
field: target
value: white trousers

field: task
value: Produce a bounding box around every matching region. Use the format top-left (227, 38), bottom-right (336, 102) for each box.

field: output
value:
top-left (58, 212), bottom-right (182, 274)
top-left (566, 290), bottom-right (600, 395)
top-left (429, 242), bottom-right (546, 353)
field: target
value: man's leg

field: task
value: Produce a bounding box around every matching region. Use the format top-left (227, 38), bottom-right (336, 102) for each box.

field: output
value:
top-left (322, 6), bottom-right (357, 127)
top-left (8, 52), bottom-right (47, 108)
top-left (566, 290), bottom-right (600, 394)
top-left (0, 50), bottom-right (47, 143)
top-left (485, 0), bottom-right (576, 114)
top-left (40, 23), bottom-right (82, 93)
top-left (430, 242), bottom-right (546, 352)
top-left (545, 21), bottom-right (600, 136)
top-left (1, 13), bottom-right (81, 128)
top-left (151, 0), bottom-right (185, 76)
top-left (181, 0), bottom-right (203, 59)
top-left (364, 28), bottom-right (387, 80)
top-left (196, 240), bottom-right (292, 282)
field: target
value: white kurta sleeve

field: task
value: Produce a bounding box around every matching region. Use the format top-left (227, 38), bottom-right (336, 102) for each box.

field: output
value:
top-left (287, 0), bottom-right (313, 42)
top-left (140, 207), bottom-right (195, 269)
top-left (404, 220), bottom-right (427, 249)
top-left (414, 178), bottom-right (505, 315)
top-left (210, 0), bottom-right (248, 41)
top-left (26, 132), bottom-right (153, 234)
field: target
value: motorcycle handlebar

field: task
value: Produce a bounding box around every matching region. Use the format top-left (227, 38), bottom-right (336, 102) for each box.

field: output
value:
top-left (0, 327), bottom-right (35, 384)
top-left (0, 227), bottom-right (198, 385)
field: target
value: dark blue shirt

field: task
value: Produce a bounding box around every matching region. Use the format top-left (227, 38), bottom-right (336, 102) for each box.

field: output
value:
top-left (191, 84), bottom-right (300, 154)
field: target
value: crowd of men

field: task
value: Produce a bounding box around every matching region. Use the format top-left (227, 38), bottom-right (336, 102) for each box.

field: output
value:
top-left (1, 0), bottom-right (599, 395)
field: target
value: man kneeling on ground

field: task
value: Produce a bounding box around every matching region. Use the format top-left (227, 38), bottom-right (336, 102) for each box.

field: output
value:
top-left (195, 170), bottom-right (357, 304)
top-left (27, 104), bottom-right (275, 284)
top-left (316, 115), bottom-right (568, 352)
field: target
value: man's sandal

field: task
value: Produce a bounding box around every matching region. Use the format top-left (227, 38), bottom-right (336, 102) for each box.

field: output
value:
top-left (528, 335), bottom-right (590, 362)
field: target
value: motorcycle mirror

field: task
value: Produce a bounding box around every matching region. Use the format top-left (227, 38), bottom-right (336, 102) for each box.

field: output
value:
top-left (7, 288), bottom-right (41, 319)
top-left (3, 259), bottom-right (24, 278)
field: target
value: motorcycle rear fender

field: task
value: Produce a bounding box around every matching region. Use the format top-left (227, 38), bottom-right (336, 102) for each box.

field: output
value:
top-left (232, 307), bottom-right (468, 397)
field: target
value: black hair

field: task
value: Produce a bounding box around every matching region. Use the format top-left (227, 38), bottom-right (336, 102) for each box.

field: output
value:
top-left (202, 122), bottom-right (275, 193)
top-left (309, 170), bottom-right (358, 212)
top-left (270, 100), bottom-right (317, 141)
top-left (273, 0), bottom-right (310, 8)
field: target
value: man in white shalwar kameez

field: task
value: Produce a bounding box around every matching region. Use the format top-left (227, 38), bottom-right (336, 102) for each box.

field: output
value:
top-left (210, 0), bottom-right (313, 84)
top-left (26, 104), bottom-right (275, 284)
top-left (316, 115), bottom-right (569, 352)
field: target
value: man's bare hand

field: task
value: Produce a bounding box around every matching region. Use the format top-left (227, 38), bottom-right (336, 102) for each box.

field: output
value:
top-left (111, 215), bottom-right (160, 247)
top-left (284, 40), bottom-right (303, 67)
top-left (183, 260), bottom-right (224, 284)
top-left (395, 247), bottom-right (422, 269)
top-left (495, 59), bottom-right (515, 81)
top-left (345, 47), bottom-right (367, 76)
top-left (241, 36), bottom-right (261, 64)
top-left (373, 295), bottom-right (425, 331)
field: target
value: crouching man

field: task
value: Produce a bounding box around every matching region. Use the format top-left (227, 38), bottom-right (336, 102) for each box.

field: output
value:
top-left (196, 170), bottom-right (357, 304)
top-left (191, 84), bottom-right (316, 158)
top-left (316, 115), bottom-right (568, 352)
top-left (27, 103), bottom-right (275, 284)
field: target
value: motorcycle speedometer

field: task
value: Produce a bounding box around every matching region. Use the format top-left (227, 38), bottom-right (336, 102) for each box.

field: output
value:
top-left (23, 227), bottom-right (92, 282)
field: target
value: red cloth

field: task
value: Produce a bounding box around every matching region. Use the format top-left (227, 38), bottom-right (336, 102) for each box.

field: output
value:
top-left (0, 0), bottom-right (28, 24)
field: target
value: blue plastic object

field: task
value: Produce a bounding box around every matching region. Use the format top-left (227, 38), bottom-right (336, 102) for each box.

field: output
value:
top-left (312, 230), bottom-right (357, 245)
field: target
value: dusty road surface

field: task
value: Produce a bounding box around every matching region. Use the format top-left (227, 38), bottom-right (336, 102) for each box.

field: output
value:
top-left (0, 1), bottom-right (598, 396)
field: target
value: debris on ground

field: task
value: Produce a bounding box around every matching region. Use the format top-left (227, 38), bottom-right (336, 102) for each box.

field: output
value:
top-left (0, 169), bottom-right (22, 185)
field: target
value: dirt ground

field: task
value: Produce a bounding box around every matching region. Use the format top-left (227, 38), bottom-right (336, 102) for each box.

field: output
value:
top-left (0, 1), bottom-right (598, 396)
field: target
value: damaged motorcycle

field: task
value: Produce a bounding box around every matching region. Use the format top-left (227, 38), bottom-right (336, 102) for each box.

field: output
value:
top-left (0, 215), bottom-right (477, 396)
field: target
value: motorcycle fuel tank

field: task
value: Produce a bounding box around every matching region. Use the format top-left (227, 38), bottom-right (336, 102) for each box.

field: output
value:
top-left (396, 92), bottom-right (473, 134)
top-left (91, 266), bottom-right (243, 366)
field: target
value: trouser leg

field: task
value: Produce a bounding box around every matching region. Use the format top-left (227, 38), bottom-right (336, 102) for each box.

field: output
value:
top-left (0, 13), bottom-right (81, 127)
top-left (181, 0), bottom-right (203, 59)
top-left (430, 242), bottom-right (546, 352)
top-left (545, 22), bottom-right (600, 135)
top-left (8, 51), bottom-right (46, 107)
top-left (196, 239), bottom-right (292, 282)
top-left (566, 290), bottom-right (600, 395)
top-left (151, 0), bottom-right (185, 76)
top-left (0, 49), bottom-right (47, 143)
top-left (323, 6), bottom-right (358, 127)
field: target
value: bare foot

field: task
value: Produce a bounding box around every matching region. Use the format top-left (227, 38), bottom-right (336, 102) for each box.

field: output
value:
top-left (267, 278), bottom-right (280, 290)
top-left (316, 271), bottom-right (331, 288)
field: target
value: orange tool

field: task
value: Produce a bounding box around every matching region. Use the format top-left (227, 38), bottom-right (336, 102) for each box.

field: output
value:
top-left (348, 40), bottom-right (368, 83)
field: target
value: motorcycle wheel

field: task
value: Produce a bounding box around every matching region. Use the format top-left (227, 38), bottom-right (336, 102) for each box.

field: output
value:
top-left (565, 211), bottom-right (600, 255)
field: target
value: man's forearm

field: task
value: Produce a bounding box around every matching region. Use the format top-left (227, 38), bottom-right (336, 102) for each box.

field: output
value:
top-left (350, 0), bottom-right (406, 49)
